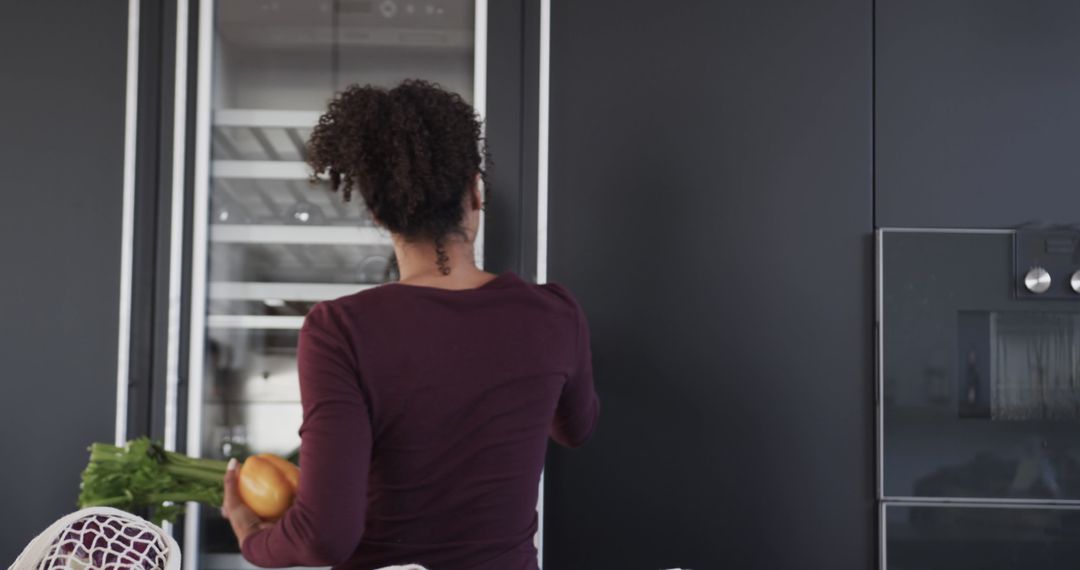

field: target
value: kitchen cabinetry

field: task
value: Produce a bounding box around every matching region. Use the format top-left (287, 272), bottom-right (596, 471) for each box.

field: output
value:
top-left (876, 0), bottom-right (1080, 228)
top-left (0, 1), bottom-right (129, 562)
top-left (542, 0), bottom-right (874, 568)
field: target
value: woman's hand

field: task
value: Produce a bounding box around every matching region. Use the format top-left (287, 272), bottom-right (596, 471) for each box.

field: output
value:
top-left (222, 458), bottom-right (273, 546)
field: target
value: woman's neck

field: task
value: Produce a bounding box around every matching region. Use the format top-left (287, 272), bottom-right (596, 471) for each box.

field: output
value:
top-left (392, 235), bottom-right (495, 289)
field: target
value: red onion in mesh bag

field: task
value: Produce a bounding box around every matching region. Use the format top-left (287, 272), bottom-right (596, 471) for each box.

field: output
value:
top-left (9, 508), bottom-right (180, 570)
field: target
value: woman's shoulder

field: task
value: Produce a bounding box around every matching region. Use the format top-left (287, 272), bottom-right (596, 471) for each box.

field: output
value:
top-left (300, 285), bottom-right (394, 331)
top-left (536, 280), bottom-right (576, 303)
top-left (533, 280), bottom-right (586, 321)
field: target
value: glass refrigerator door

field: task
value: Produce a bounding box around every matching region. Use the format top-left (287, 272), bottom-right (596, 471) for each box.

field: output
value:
top-left (185, 1), bottom-right (483, 567)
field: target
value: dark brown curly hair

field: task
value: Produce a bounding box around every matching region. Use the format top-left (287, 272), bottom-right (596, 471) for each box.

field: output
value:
top-left (306, 79), bottom-right (487, 275)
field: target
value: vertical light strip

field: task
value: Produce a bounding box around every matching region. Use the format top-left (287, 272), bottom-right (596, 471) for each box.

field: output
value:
top-left (473, 0), bottom-right (488, 268)
top-left (537, 0), bottom-right (550, 285)
top-left (875, 230), bottom-right (883, 501)
top-left (875, 231), bottom-right (885, 569)
top-left (536, 1), bottom-right (552, 566)
top-left (164, 0), bottom-right (190, 456)
top-left (879, 503), bottom-right (887, 569)
top-left (115, 0), bottom-right (141, 446)
top-left (537, 471), bottom-right (546, 568)
top-left (184, 0), bottom-right (215, 565)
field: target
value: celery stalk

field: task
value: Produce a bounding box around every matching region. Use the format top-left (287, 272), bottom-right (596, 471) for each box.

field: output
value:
top-left (77, 437), bottom-right (229, 523)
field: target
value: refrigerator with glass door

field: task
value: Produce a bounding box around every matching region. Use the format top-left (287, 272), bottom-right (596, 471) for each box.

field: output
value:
top-left (172, 1), bottom-right (497, 567)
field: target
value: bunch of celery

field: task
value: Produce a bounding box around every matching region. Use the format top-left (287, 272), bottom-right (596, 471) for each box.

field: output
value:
top-left (77, 438), bottom-right (228, 523)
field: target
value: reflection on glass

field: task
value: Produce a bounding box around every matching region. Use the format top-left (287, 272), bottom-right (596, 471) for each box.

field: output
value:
top-left (881, 231), bottom-right (1080, 500)
top-left (357, 255), bottom-right (390, 283)
top-left (285, 200), bottom-right (326, 225)
top-left (212, 198), bottom-right (251, 224)
top-left (993, 313), bottom-right (1080, 421)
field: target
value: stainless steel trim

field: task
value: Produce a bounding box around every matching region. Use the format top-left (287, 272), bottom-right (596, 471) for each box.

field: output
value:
top-left (115, 0), bottom-right (141, 446)
top-left (536, 1), bottom-right (551, 565)
top-left (472, 0), bottom-right (488, 269)
top-left (875, 229), bottom-right (887, 567)
top-left (875, 229), bottom-right (883, 501)
top-left (536, 0), bottom-right (551, 286)
top-left (882, 495), bottom-right (1080, 507)
top-left (164, 0), bottom-right (190, 457)
top-left (876, 227), bottom-right (1015, 235)
top-left (184, 0), bottom-right (215, 564)
top-left (878, 501), bottom-right (886, 570)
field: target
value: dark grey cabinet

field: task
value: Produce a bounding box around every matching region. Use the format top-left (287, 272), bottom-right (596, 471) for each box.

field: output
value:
top-left (876, 0), bottom-right (1080, 228)
top-left (542, 1), bottom-right (874, 567)
top-left (0, 1), bottom-right (129, 562)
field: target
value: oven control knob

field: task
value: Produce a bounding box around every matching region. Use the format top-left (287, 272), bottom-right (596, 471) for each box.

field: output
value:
top-left (1071, 270), bottom-right (1080, 294)
top-left (1024, 267), bottom-right (1052, 294)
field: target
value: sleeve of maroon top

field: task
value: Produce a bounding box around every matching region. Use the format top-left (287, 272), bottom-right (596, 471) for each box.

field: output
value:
top-left (241, 302), bottom-right (371, 567)
top-left (548, 285), bottom-right (601, 448)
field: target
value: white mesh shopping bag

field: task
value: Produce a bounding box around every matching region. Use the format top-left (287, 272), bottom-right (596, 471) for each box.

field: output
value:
top-left (8, 507), bottom-right (180, 570)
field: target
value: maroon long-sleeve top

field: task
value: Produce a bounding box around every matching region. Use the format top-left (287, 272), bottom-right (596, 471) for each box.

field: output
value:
top-left (241, 272), bottom-right (599, 569)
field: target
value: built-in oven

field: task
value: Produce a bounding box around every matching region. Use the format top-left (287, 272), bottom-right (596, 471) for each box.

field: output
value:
top-left (878, 228), bottom-right (1080, 569)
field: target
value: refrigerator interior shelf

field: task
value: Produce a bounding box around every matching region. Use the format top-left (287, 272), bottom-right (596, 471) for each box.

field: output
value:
top-left (213, 109), bottom-right (322, 128)
top-left (207, 315), bottom-right (305, 329)
top-left (209, 281), bottom-right (373, 302)
top-left (210, 224), bottom-right (391, 245)
top-left (212, 160), bottom-right (313, 180)
top-left (212, 109), bottom-right (320, 167)
top-left (218, 26), bottom-right (475, 51)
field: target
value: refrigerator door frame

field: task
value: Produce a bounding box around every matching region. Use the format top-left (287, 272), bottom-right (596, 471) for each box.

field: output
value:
top-left (115, 0), bottom-right (141, 447)
top-left (535, 0), bottom-right (550, 564)
top-left (181, 0), bottom-right (212, 562)
top-left (178, 1), bottom-right (495, 567)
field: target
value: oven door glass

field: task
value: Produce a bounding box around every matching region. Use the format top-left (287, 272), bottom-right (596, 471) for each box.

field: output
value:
top-left (880, 230), bottom-right (1080, 500)
top-left (884, 504), bottom-right (1080, 570)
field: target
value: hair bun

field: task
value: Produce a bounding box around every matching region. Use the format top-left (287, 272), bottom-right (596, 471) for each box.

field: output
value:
top-left (307, 79), bottom-right (486, 248)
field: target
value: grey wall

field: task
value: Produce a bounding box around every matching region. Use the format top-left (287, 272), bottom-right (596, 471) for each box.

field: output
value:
top-left (876, 0), bottom-right (1080, 228)
top-left (0, 1), bottom-right (128, 561)
top-left (542, 1), bottom-right (874, 567)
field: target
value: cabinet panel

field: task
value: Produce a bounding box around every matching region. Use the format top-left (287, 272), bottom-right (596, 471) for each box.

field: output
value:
top-left (876, 0), bottom-right (1080, 228)
top-left (544, 0), bottom-right (873, 567)
top-left (0, 0), bottom-right (128, 562)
